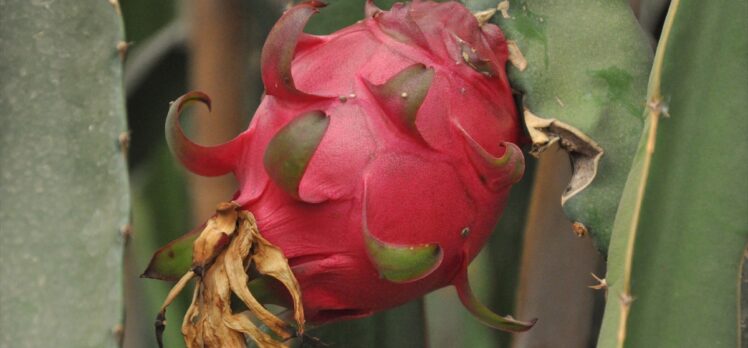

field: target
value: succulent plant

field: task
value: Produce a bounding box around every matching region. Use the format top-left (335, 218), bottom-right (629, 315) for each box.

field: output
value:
top-left (148, 0), bottom-right (535, 341)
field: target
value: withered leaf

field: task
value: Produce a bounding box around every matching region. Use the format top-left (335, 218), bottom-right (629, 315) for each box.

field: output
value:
top-left (191, 202), bottom-right (240, 272)
top-left (524, 109), bottom-right (604, 206)
top-left (155, 203), bottom-right (305, 348)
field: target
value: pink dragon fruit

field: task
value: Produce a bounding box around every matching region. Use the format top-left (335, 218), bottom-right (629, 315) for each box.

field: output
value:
top-left (162, 0), bottom-right (534, 332)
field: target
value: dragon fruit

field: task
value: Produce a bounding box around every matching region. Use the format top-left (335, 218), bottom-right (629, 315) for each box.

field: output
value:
top-left (159, 0), bottom-right (534, 333)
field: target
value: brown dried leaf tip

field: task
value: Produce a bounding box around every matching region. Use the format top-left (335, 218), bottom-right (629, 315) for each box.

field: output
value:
top-left (156, 202), bottom-right (304, 348)
top-left (523, 109), bottom-right (604, 206)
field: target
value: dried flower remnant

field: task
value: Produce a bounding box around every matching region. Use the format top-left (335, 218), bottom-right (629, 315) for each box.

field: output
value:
top-left (155, 203), bottom-right (303, 348)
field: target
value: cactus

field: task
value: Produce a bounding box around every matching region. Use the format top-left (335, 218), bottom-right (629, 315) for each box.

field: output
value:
top-left (466, 0), bottom-right (654, 255)
top-left (598, 1), bottom-right (748, 346)
top-left (0, 0), bottom-right (130, 347)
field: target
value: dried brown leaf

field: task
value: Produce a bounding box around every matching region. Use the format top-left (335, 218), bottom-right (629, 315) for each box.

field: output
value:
top-left (155, 203), bottom-right (304, 348)
top-left (245, 211), bottom-right (305, 334)
top-left (182, 255), bottom-right (247, 348)
top-left (225, 214), bottom-right (293, 339)
top-left (524, 109), bottom-right (604, 206)
top-left (224, 312), bottom-right (285, 348)
top-left (497, 0), bottom-right (510, 18)
top-left (507, 40), bottom-right (527, 72)
top-left (192, 202), bottom-right (240, 271)
top-left (474, 8), bottom-right (497, 26)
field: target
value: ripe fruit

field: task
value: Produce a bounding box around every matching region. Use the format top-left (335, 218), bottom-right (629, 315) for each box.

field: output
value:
top-left (154, 0), bottom-right (535, 334)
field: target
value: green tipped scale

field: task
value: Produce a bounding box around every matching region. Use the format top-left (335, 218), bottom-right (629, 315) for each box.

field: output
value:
top-left (142, 228), bottom-right (200, 281)
top-left (364, 229), bottom-right (444, 283)
top-left (453, 270), bottom-right (537, 332)
top-left (263, 111), bottom-right (330, 199)
top-left (364, 63), bottom-right (434, 142)
top-left (454, 120), bottom-right (525, 191)
top-left (361, 176), bottom-right (444, 283)
top-left (261, 0), bottom-right (330, 101)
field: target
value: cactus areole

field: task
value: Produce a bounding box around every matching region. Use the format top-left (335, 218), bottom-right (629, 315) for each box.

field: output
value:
top-left (154, 0), bottom-right (536, 337)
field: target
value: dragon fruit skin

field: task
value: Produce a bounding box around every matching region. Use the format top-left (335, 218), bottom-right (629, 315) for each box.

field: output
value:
top-left (167, 0), bottom-right (534, 331)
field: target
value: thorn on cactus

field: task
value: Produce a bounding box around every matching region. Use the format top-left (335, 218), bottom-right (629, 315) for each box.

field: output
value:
top-left (572, 221), bottom-right (588, 237)
top-left (589, 273), bottom-right (608, 291)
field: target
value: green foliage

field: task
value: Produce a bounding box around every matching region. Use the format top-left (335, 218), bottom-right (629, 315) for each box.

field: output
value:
top-left (305, 0), bottom-right (400, 34)
top-left (119, 0), bottom-right (176, 44)
top-left (0, 0), bottom-right (129, 346)
top-left (309, 300), bottom-right (428, 348)
top-left (128, 148), bottom-right (193, 348)
top-left (599, 0), bottom-right (748, 346)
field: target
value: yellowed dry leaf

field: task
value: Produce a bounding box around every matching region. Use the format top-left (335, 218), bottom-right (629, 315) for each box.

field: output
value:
top-left (474, 8), bottom-right (497, 26)
top-left (497, 0), bottom-right (510, 18)
top-left (524, 109), bottom-right (604, 206)
top-left (192, 202), bottom-right (240, 271)
top-left (156, 203), bottom-right (305, 348)
top-left (182, 254), bottom-right (247, 348)
top-left (225, 214), bottom-right (293, 339)
top-left (224, 312), bottom-right (285, 348)
top-left (245, 212), bottom-right (305, 333)
top-left (507, 40), bottom-right (527, 71)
